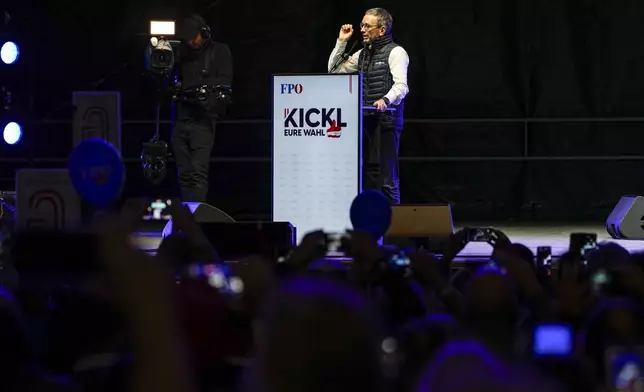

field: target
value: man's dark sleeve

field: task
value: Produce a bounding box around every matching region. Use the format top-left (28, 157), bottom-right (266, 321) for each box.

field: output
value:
top-left (204, 43), bottom-right (233, 117)
top-left (214, 43), bottom-right (232, 86)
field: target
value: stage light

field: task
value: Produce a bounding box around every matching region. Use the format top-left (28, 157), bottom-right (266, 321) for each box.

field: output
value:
top-left (150, 21), bottom-right (175, 36)
top-left (3, 122), bottom-right (22, 145)
top-left (1, 42), bottom-right (19, 65)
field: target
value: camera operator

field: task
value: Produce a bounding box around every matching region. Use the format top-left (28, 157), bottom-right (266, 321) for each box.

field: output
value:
top-left (173, 14), bottom-right (232, 202)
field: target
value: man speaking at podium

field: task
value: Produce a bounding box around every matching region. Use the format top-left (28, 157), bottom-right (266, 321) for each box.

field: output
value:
top-left (328, 8), bottom-right (409, 205)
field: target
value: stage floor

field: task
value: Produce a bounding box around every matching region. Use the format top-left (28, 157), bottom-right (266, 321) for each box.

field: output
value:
top-left (132, 223), bottom-right (644, 260)
top-left (455, 223), bottom-right (644, 259)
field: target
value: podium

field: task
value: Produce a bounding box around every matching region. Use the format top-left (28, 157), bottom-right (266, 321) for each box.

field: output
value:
top-left (272, 73), bottom-right (364, 243)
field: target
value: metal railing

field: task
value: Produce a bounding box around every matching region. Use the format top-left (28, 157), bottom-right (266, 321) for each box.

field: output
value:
top-left (35, 116), bottom-right (644, 125)
top-left (0, 157), bottom-right (271, 163)
top-left (15, 116), bottom-right (644, 164)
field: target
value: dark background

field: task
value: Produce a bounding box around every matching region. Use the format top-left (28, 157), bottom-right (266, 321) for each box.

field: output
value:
top-left (2, 0), bottom-right (644, 222)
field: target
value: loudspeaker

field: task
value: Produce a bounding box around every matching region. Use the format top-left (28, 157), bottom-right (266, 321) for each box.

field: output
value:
top-left (162, 202), bottom-right (235, 237)
top-left (385, 204), bottom-right (454, 237)
top-left (606, 195), bottom-right (644, 239)
top-left (384, 204), bottom-right (454, 252)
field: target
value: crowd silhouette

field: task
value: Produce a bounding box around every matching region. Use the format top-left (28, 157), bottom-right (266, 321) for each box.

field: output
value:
top-left (0, 191), bottom-right (643, 392)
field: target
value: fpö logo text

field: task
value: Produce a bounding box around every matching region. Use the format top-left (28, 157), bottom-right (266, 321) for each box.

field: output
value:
top-left (280, 83), bottom-right (303, 94)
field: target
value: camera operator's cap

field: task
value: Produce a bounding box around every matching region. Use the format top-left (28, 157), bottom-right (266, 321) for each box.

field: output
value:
top-left (68, 138), bottom-right (126, 208)
top-left (350, 190), bottom-right (392, 240)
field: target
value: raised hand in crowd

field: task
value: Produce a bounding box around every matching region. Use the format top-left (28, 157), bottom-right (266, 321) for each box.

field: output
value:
top-left (228, 255), bottom-right (277, 314)
top-left (490, 229), bottom-right (550, 317)
top-left (280, 230), bottom-right (326, 273)
top-left (552, 252), bottom-right (592, 324)
top-left (612, 254), bottom-right (644, 300)
top-left (409, 249), bottom-right (464, 317)
top-left (98, 198), bottom-right (195, 392)
top-left (441, 228), bottom-right (469, 266)
top-left (167, 198), bottom-right (220, 263)
top-left (342, 229), bottom-right (385, 284)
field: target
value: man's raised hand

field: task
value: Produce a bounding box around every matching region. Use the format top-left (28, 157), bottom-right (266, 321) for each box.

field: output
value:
top-left (339, 24), bottom-right (353, 42)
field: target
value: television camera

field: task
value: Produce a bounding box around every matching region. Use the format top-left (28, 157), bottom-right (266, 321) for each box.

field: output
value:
top-left (145, 21), bottom-right (181, 79)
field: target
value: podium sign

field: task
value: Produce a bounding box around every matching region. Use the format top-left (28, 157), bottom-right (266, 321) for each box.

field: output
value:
top-left (272, 74), bottom-right (362, 243)
top-left (72, 91), bottom-right (122, 151)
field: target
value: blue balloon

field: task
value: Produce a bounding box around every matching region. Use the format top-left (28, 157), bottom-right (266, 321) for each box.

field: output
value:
top-left (68, 138), bottom-right (126, 208)
top-left (350, 190), bottom-right (392, 240)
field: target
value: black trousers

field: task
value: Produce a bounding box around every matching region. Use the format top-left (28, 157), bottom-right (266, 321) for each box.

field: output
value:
top-left (363, 115), bottom-right (402, 204)
top-left (172, 117), bottom-right (216, 203)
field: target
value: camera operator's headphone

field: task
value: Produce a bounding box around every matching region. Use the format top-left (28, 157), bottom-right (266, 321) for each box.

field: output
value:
top-left (189, 14), bottom-right (211, 41)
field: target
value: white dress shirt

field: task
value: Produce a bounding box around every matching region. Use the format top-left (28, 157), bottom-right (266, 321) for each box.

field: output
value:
top-left (328, 39), bottom-right (410, 105)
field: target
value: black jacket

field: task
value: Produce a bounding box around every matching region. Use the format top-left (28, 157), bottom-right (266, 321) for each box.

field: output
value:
top-left (177, 40), bottom-right (232, 119)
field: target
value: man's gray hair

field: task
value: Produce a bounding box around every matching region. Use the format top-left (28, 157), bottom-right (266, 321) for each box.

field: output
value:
top-left (365, 8), bottom-right (393, 34)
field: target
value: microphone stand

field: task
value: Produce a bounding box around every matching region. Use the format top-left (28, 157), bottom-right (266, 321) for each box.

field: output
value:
top-left (141, 72), bottom-right (173, 185)
top-left (330, 40), bottom-right (358, 73)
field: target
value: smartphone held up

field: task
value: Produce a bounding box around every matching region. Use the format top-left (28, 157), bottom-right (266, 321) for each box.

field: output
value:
top-left (142, 198), bottom-right (172, 221)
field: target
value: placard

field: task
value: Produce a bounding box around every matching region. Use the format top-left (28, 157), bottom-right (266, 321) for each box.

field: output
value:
top-left (72, 91), bottom-right (122, 151)
top-left (15, 169), bottom-right (82, 230)
top-left (272, 74), bottom-right (362, 243)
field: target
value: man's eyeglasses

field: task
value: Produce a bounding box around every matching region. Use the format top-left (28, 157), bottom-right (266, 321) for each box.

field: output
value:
top-left (360, 23), bottom-right (377, 30)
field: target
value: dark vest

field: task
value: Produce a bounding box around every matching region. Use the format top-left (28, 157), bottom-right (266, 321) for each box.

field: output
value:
top-left (357, 36), bottom-right (404, 129)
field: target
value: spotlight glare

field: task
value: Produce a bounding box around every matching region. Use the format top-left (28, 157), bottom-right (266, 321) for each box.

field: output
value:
top-left (150, 21), bottom-right (175, 36)
top-left (1, 42), bottom-right (19, 65)
top-left (3, 122), bottom-right (22, 145)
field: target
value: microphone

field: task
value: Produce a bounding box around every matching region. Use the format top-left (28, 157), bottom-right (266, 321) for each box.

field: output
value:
top-left (330, 39), bottom-right (359, 73)
top-left (344, 40), bottom-right (359, 58)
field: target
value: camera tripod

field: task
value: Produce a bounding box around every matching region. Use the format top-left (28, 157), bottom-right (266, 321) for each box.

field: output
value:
top-left (141, 75), bottom-right (175, 185)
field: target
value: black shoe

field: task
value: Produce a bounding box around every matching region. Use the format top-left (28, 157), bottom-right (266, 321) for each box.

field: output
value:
top-left (181, 187), bottom-right (198, 202)
top-left (192, 186), bottom-right (208, 203)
